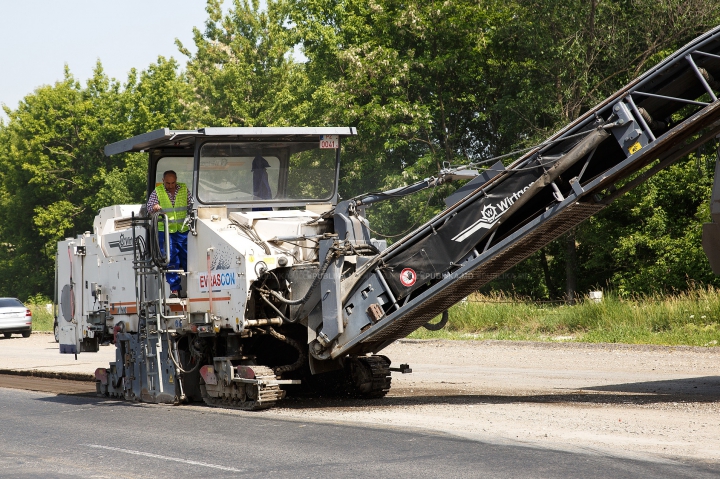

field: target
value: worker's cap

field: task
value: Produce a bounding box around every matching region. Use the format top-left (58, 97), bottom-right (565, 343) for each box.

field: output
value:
top-left (252, 156), bottom-right (270, 170)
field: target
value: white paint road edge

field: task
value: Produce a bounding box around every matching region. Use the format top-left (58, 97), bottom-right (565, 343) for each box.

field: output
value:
top-left (84, 444), bottom-right (244, 472)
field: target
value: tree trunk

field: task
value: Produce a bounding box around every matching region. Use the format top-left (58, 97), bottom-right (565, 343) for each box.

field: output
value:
top-left (565, 229), bottom-right (578, 304)
top-left (539, 248), bottom-right (554, 297)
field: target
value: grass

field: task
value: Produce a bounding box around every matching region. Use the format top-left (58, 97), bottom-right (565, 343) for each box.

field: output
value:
top-left (26, 288), bottom-right (720, 346)
top-left (28, 304), bottom-right (54, 332)
top-left (408, 288), bottom-right (720, 347)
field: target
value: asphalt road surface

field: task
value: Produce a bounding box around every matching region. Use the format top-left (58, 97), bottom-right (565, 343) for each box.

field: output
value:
top-left (0, 386), bottom-right (718, 479)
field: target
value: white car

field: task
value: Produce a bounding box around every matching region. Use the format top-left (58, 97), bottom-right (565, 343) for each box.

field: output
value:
top-left (0, 298), bottom-right (32, 338)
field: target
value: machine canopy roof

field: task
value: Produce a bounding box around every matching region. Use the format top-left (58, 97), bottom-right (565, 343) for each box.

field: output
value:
top-left (104, 127), bottom-right (358, 156)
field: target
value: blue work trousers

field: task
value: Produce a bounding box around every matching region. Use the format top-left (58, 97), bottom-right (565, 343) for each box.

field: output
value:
top-left (158, 231), bottom-right (188, 291)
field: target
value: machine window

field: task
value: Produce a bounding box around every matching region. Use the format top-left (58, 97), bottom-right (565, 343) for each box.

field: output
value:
top-left (198, 142), bottom-right (337, 204)
top-left (155, 157), bottom-right (194, 194)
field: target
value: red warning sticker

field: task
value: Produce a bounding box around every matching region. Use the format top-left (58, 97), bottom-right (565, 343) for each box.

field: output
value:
top-left (400, 268), bottom-right (417, 287)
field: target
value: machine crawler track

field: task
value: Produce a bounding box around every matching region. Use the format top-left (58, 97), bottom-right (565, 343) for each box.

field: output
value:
top-left (200, 366), bottom-right (285, 411)
top-left (348, 355), bottom-right (392, 398)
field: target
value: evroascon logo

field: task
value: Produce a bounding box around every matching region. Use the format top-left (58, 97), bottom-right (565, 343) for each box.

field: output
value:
top-left (198, 269), bottom-right (239, 292)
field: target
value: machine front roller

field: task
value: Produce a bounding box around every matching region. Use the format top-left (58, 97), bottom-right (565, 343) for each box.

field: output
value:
top-left (200, 365), bottom-right (286, 411)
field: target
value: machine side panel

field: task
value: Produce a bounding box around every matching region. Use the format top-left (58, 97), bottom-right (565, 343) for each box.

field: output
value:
top-left (187, 218), bottom-right (251, 329)
top-left (57, 238), bottom-right (84, 354)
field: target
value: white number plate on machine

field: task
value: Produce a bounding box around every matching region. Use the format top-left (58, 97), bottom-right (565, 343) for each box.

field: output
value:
top-left (319, 135), bottom-right (339, 149)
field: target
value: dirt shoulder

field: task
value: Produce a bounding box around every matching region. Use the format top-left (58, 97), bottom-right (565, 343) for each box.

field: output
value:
top-left (270, 339), bottom-right (720, 463)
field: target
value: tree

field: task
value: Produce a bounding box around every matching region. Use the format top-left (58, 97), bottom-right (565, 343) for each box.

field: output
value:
top-left (481, 0), bottom-right (720, 298)
top-left (289, 0), bottom-right (510, 235)
top-left (3, 0), bottom-right (720, 301)
top-left (0, 66), bottom-right (130, 298)
top-left (93, 56), bottom-right (195, 210)
top-left (178, 0), bottom-right (306, 127)
top-left (576, 151), bottom-right (720, 295)
top-left (0, 57), bottom-right (193, 299)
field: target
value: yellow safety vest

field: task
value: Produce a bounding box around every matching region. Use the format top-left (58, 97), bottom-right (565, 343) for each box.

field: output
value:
top-left (156, 183), bottom-right (189, 233)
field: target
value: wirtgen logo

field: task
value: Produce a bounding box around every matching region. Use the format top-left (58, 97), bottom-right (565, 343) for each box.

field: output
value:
top-left (451, 184), bottom-right (532, 242)
top-left (108, 234), bottom-right (134, 252)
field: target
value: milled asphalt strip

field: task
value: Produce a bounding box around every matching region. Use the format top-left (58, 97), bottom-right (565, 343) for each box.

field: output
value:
top-left (84, 444), bottom-right (245, 473)
top-left (0, 368), bottom-right (94, 381)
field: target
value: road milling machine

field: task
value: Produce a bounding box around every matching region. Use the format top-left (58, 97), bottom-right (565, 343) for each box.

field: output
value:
top-left (58, 26), bottom-right (720, 410)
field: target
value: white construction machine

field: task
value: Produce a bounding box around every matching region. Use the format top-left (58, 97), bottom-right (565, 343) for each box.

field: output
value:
top-left (57, 27), bottom-right (720, 410)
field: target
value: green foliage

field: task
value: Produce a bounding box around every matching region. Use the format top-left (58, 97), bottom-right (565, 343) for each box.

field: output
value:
top-left (484, 151), bottom-right (720, 298)
top-left (289, 0), bottom-right (505, 235)
top-left (29, 304), bottom-right (55, 332)
top-left (486, 0), bottom-right (720, 138)
top-left (476, 0), bottom-right (720, 298)
top-left (26, 293), bottom-right (54, 332)
top-left (2, 0), bottom-right (720, 307)
top-left (577, 153), bottom-right (720, 295)
top-left (0, 66), bottom-right (128, 299)
top-left (410, 289), bottom-right (720, 347)
top-left (126, 56), bottom-right (196, 132)
top-left (0, 57), bottom-right (191, 300)
top-left (26, 293), bottom-right (51, 305)
top-left (178, 0), bottom-right (305, 127)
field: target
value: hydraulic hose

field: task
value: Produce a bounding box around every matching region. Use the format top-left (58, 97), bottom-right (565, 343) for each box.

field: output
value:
top-left (424, 310), bottom-right (449, 331)
top-left (148, 212), bottom-right (170, 269)
top-left (259, 293), bottom-right (290, 322)
top-left (261, 241), bottom-right (380, 309)
top-left (266, 327), bottom-right (306, 375)
top-left (262, 245), bottom-right (337, 306)
top-left (349, 244), bottom-right (381, 255)
top-left (229, 219), bottom-right (271, 255)
top-left (167, 335), bottom-right (203, 375)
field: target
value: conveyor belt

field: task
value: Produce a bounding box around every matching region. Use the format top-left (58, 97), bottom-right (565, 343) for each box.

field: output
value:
top-left (363, 203), bottom-right (603, 343)
top-left (345, 99), bottom-right (720, 354)
top-left (329, 25), bottom-right (720, 359)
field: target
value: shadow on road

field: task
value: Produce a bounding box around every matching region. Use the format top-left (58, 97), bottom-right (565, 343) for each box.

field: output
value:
top-left (584, 376), bottom-right (720, 395)
top-left (19, 375), bottom-right (720, 410)
top-left (279, 376), bottom-right (720, 409)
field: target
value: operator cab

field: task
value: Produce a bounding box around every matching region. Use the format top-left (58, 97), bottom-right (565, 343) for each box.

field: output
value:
top-left (104, 127), bottom-right (357, 211)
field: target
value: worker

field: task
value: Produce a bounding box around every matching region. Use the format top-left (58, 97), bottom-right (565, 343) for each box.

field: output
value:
top-left (147, 170), bottom-right (193, 298)
top-left (252, 155), bottom-right (273, 200)
top-left (252, 155), bottom-right (273, 212)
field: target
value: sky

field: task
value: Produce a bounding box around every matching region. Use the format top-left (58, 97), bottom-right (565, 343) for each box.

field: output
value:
top-left (0, 0), bottom-right (217, 121)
